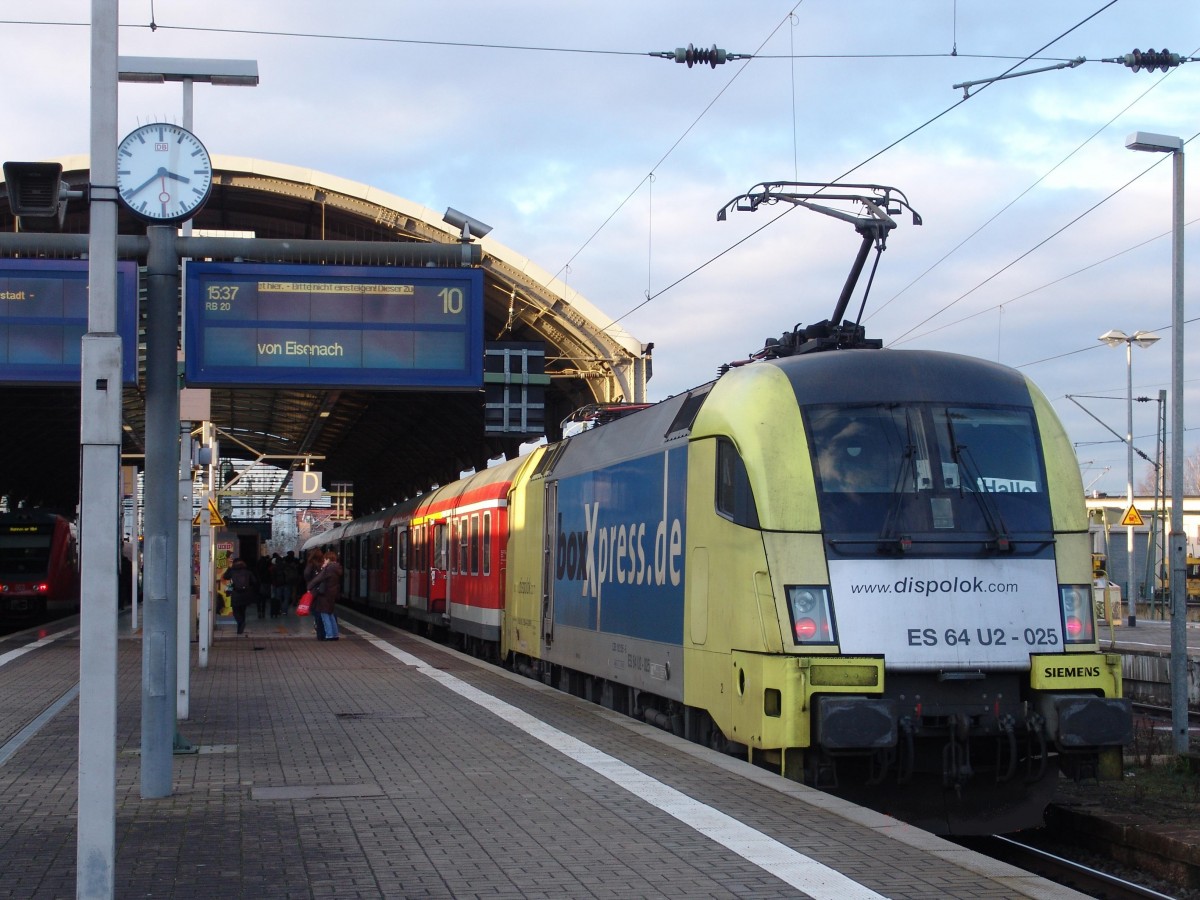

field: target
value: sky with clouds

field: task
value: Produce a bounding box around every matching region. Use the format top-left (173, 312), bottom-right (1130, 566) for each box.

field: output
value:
top-left (2, 1), bottom-right (1197, 496)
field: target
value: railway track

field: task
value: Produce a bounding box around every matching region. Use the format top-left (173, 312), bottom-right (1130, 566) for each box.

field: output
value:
top-left (961, 835), bottom-right (1181, 900)
top-left (1132, 699), bottom-right (1200, 727)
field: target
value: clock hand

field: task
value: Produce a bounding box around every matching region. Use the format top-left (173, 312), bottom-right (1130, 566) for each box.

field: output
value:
top-left (162, 171), bottom-right (192, 185)
top-left (127, 166), bottom-right (169, 197)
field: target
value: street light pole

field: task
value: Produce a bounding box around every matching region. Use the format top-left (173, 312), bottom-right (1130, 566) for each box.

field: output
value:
top-left (1098, 328), bottom-right (1160, 627)
top-left (1124, 337), bottom-right (1135, 624)
top-left (1125, 130), bottom-right (1188, 755)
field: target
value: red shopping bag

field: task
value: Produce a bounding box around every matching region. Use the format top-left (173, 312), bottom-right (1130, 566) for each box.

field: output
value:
top-left (296, 591), bottom-right (313, 616)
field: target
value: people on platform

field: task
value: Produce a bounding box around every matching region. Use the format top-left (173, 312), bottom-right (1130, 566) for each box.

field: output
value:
top-left (221, 557), bottom-right (259, 636)
top-left (282, 550), bottom-right (303, 615)
top-left (269, 552), bottom-right (287, 618)
top-left (254, 554), bottom-right (272, 618)
top-left (306, 549), bottom-right (343, 641)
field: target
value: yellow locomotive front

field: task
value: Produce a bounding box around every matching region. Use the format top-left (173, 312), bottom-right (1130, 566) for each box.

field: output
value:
top-left (682, 348), bottom-right (1131, 834)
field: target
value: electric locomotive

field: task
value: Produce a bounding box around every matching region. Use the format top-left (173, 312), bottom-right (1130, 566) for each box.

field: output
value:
top-left (503, 183), bottom-right (1129, 834)
top-left (317, 182), bottom-right (1130, 834)
top-left (502, 344), bottom-right (1129, 834)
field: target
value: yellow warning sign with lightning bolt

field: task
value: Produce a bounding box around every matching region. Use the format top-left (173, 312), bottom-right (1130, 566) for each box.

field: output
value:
top-left (1119, 505), bottom-right (1144, 527)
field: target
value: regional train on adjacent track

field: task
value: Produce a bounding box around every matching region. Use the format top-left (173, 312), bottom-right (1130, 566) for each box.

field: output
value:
top-left (0, 509), bottom-right (81, 618)
top-left (303, 184), bottom-right (1132, 835)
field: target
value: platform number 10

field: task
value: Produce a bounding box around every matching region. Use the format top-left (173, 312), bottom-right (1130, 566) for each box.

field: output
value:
top-left (439, 287), bottom-right (464, 315)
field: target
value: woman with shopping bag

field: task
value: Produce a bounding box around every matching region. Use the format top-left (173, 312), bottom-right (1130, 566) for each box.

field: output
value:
top-left (306, 549), bottom-right (343, 641)
top-left (300, 548), bottom-right (324, 633)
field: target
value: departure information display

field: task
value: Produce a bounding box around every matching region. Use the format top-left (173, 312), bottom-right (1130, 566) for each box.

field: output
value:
top-left (0, 259), bottom-right (139, 384)
top-left (183, 262), bottom-right (484, 389)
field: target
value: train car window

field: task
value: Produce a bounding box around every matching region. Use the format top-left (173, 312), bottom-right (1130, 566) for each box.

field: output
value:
top-left (483, 512), bottom-right (492, 576)
top-left (533, 440), bottom-right (569, 477)
top-left (396, 527), bottom-right (408, 571)
top-left (434, 523), bottom-right (449, 570)
top-left (470, 514), bottom-right (480, 575)
top-left (0, 532), bottom-right (53, 574)
top-left (808, 405), bottom-right (917, 494)
top-left (809, 402), bottom-right (1052, 540)
top-left (666, 386), bottom-right (712, 438)
top-left (937, 408), bottom-right (1043, 493)
top-left (715, 438), bottom-right (760, 528)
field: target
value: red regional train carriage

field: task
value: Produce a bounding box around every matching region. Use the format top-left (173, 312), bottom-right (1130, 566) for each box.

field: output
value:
top-left (318, 455), bottom-right (538, 655)
top-left (0, 509), bottom-right (81, 617)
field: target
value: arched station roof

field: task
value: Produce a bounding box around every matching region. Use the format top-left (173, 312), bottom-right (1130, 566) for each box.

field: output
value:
top-left (0, 156), bottom-right (652, 513)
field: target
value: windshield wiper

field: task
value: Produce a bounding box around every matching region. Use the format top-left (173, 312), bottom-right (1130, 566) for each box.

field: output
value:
top-left (948, 424), bottom-right (1013, 553)
top-left (877, 439), bottom-right (917, 554)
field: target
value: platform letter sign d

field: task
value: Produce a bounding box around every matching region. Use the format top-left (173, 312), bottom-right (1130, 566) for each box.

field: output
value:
top-left (293, 470), bottom-right (323, 500)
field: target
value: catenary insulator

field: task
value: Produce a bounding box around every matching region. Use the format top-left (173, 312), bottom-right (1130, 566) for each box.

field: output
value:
top-left (1123, 48), bottom-right (1181, 72)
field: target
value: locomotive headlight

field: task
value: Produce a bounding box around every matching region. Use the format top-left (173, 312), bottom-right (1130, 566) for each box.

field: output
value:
top-left (1059, 584), bottom-right (1095, 644)
top-left (791, 588), bottom-right (818, 613)
top-left (785, 585), bottom-right (838, 645)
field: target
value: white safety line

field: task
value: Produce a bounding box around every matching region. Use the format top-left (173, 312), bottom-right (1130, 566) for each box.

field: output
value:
top-left (348, 623), bottom-right (889, 900)
top-left (0, 626), bottom-right (79, 668)
top-left (0, 683), bottom-right (79, 767)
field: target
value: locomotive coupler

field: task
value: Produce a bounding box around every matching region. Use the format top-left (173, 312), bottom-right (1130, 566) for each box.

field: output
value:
top-left (896, 717), bottom-right (916, 784)
top-left (995, 715), bottom-right (1018, 782)
top-left (941, 713), bottom-right (974, 791)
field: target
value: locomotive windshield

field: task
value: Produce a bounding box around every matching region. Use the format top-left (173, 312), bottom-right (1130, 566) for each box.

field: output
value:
top-left (0, 530), bottom-right (54, 576)
top-left (806, 403), bottom-right (1051, 546)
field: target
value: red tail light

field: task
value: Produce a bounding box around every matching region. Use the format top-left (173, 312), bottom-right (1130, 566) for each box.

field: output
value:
top-left (794, 618), bottom-right (818, 640)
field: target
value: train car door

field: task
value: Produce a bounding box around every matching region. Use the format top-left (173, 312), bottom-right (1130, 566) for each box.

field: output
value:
top-left (354, 535), bottom-right (366, 602)
top-left (393, 523), bottom-right (408, 608)
top-left (541, 480), bottom-right (557, 646)
top-left (430, 520), bottom-right (449, 614)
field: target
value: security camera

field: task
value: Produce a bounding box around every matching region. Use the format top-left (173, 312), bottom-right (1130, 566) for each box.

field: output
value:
top-left (443, 207), bottom-right (493, 241)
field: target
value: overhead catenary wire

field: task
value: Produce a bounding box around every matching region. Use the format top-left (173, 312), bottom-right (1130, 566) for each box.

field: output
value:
top-left (599, 0), bottom-right (1122, 332)
top-left (0, 16), bottom-right (1105, 64)
top-left (880, 62), bottom-right (1198, 344)
top-left (891, 130), bottom-right (1198, 356)
top-left (892, 216), bottom-right (1200, 347)
top-left (0, 2), bottom-right (1179, 351)
top-left (8, 6), bottom-right (1129, 332)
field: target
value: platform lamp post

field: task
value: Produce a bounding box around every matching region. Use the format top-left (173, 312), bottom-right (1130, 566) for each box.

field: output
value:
top-left (116, 56), bottom-right (259, 799)
top-left (1098, 329), bottom-right (1159, 628)
top-left (1125, 130), bottom-right (1188, 755)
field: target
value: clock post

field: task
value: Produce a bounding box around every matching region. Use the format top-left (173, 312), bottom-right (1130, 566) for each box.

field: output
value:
top-left (139, 224), bottom-right (183, 797)
top-left (116, 122), bottom-right (213, 798)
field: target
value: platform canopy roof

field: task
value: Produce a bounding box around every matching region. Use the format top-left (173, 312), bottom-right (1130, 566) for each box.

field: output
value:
top-left (0, 156), bottom-right (651, 515)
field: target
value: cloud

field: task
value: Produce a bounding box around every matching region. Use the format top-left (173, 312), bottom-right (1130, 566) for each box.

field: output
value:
top-left (2, 1), bottom-right (1195, 496)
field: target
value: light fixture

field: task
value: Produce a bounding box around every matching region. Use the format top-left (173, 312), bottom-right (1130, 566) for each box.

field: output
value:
top-left (118, 56), bottom-right (259, 87)
top-left (443, 207), bottom-right (493, 242)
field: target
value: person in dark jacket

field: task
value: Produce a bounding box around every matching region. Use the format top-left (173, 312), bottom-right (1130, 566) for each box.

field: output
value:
top-left (281, 550), bottom-right (302, 614)
top-left (221, 557), bottom-right (258, 635)
top-left (254, 553), bottom-right (272, 618)
top-left (306, 549), bottom-right (343, 641)
top-left (302, 548), bottom-right (327, 638)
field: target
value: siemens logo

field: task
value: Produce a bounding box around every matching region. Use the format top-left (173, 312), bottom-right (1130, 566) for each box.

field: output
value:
top-left (1042, 665), bottom-right (1101, 679)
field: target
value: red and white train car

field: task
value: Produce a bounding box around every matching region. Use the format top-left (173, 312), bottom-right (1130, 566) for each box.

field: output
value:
top-left (311, 454), bottom-right (539, 654)
top-left (406, 455), bottom-right (530, 647)
top-left (0, 509), bottom-right (81, 617)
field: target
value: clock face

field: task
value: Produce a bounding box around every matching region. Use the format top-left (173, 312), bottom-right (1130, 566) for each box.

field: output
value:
top-left (116, 123), bottom-right (213, 223)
